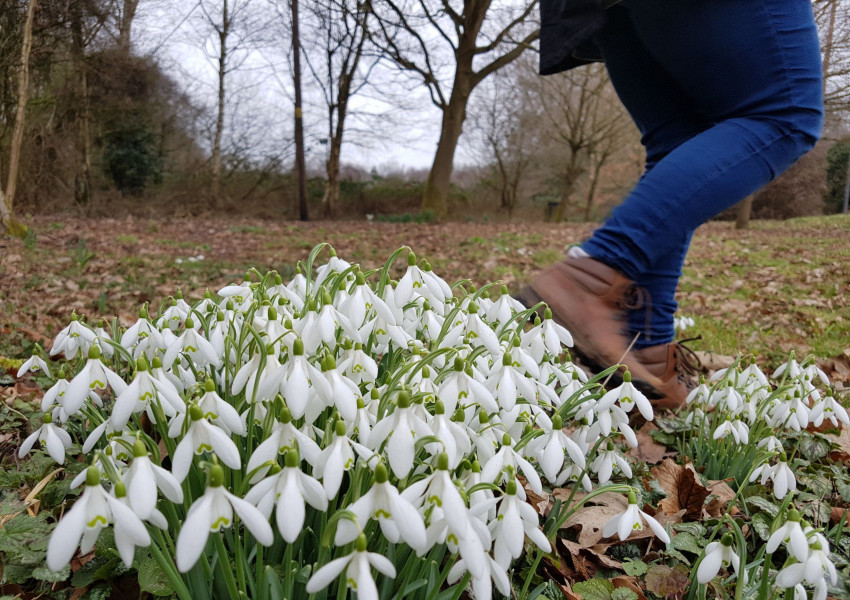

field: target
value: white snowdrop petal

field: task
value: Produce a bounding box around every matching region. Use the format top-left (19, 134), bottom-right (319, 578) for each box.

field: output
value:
top-left (306, 556), bottom-right (351, 593)
top-left (176, 495), bottom-right (213, 572)
top-left (227, 492), bottom-right (274, 546)
top-left (46, 496), bottom-right (87, 571)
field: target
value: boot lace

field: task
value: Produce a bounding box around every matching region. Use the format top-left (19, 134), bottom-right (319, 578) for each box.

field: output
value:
top-left (672, 337), bottom-right (706, 386)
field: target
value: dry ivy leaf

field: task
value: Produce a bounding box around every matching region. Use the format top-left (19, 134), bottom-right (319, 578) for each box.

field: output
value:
top-left (651, 459), bottom-right (709, 521)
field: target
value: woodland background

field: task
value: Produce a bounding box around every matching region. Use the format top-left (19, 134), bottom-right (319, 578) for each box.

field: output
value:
top-left (0, 0), bottom-right (849, 227)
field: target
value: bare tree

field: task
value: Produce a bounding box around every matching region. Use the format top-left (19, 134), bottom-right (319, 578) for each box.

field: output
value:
top-left (302, 0), bottom-right (374, 217)
top-left (370, 0), bottom-right (538, 218)
top-left (1, 0), bottom-right (35, 237)
top-left (467, 61), bottom-right (535, 217)
top-left (532, 63), bottom-right (633, 222)
top-left (292, 0), bottom-right (308, 220)
top-left (117, 0), bottom-right (140, 52)
top-left (194, 0), bottom-right (257, 206)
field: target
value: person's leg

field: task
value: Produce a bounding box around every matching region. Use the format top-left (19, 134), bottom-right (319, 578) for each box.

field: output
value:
top-left (581, 0), bottom-right (824, 348)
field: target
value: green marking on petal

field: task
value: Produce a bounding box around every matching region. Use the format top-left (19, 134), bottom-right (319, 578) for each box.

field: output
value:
top-left (374, 509), bottom-right (392, 519)
top-left (211, 516), bottom-right (231, 530)
top-left (196, 443), bottom-right (213, 454)
top-left (90, 379), bottom-right (106, 389)
top-left (87, 515), bottom-right (108, 528)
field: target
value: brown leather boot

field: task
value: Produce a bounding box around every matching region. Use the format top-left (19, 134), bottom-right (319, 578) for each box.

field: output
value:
top-left (516, 256), bottom-right (665, 397)
top-left (632, 341), bottom-right (705, 409)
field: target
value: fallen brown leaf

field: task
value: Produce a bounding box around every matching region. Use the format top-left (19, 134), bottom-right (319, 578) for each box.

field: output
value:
top-left (651, 459), bottom-right (709, 521)
top-left (704, 479), bottom-right (736, 518)
top-left (628, 423), bottom-right (668, 464)
top-left (613, 575), bottom-right (647, 600)
top-left (557, 491), bottom-right (628, 547)
top-left (644, 564), bottom-right (690, 598)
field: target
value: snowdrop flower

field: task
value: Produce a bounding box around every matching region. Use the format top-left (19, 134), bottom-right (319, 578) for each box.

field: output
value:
top-left (122, 438), bottom-right (184, 519)
top-left (590, 442), bottom-right (633, 484)
top-left (17, 349), bottom-right (50, 378)
top-left (767, 509), bottom-right (809, 562)
top-left (523, 308), bottom-right (574, 363)
top-left (439, 357), bottom-right (497, 414)
top-left (162, 316), bottom-right (221, 370)
top-left (810, 393), bottom-right (849, 428)
top-left (758, 435), bottom-right (784, 453)
top-left (306, 534), bottom-right (396, 600)
top-left (170, 404), bottom-right (241, 482)
top-left (486, 351), bottom-right (536, 412)
top-left (195, 378), bottom-right (246, 436)
top-left (18, 412), bottom-right (72, 464)
top-left (750, 455), bottom-right (796, 499)
top-left (40, 368), bottom-right (69, 414)
top-left (395, 252), bottom-right (449, 309)
top-left (481, 433), bottom-right (543, 495)
top-left (487, 285), bottom-right (525, 327)
top-left (334, 463), bottom-right (427, 551)
top-left (112, 358), bottom-right (183, 429)
top-left (602, 491), bottom-right (670, 544)
top-left (313, 420), bottom-right (365, 499)
top-left (244, 450), bottom-right (327, 543)
top-left (773, 353), bottom-right (803, 379)
top-left (405, 453), bottom-right (469, 534)
top-left (490, 478), bottom-right (551, 569)
top-left (426, 402), bottom-right (471, 470)
top-left (697, 533), bottom-right (741, 584)
top-left (369, 391), bottom-right (432, 479)
top-left (447, 551), bottom-right (511, 600)
top-left (713, 419), bottom-right (749, 444)
top-left (47, 468), bottom-right (150, 571)
top-left (463, 303), bottom-right (501, 355)
top-left (175, 462), bottom-right (273, 572)
top-left (50, 314), bottom-right (96, 359)
top-left (245, 405), bottom-right (321, 483)
top-left (601, 372), bottom-right (653, 421)
top-left (313, 249), bottom-right (352, 288)
top-left (525, 413), bottom-right (586, 482)
top-left (63, 345), bottom-right (128, 416)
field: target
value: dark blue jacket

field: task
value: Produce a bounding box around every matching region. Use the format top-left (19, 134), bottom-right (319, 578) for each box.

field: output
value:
top-left (539, 0), bottom-right (608, 75)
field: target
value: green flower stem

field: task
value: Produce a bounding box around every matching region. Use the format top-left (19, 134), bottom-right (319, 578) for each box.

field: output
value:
top-left (519, 549), bottom-right (545, 600)
top-left (149, 537), bottom-right (193, 600)
top-left (214, 534), bottom-right (241, 600)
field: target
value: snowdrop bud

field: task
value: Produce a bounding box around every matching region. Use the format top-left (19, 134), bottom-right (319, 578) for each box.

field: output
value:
top-left (355, 533), bottom-right (368, 552)
top-left (205, 378), bottom-right (216, 393)
top-left (208, 463), bottom-right (225, 487)
top-left (479, 411), bottom-right (490, 425)
top-left (468, 302), bottom-right (479, 314)
top-left (623, 371), bottom-right (632, 383)
top-left (43, 412), bottom-right (53, 424)
top-left (188, 403), bottom-right (204, 422)
top-left (357, 397), bottom-right (366, 410)
top-left (132, 438), bottom-right (147, 458)
top-left (505, 477), bottom-right (517, 496)
top-left (544, 307), bottom-right (553, 320)
top-left (268, 307), bottom-right (278, 321)
top-left (335, 420), bottom-right (347, 437)
top-left (371, 388), bottom-right (379, 401)
top-left (533, 316), bottom-right (541, 327)
top-left (627, 490), bottom-right (637, 504)
top-left (185, 316), bottom-right (195, 329)
top-left (472, 460), bottom-right (481, 473)
top-left (293, 339), bottom-right (304, 356)
top-left (721, 532), bottom-right (734, 547)
top-left (407, 252), bottom-right (417, 266)
top-left (285, 449), bottom-right (299, 468)
top-left (374, 463), bottom-right (389, 484)
top-left (435, 400), bottom-right (446, 415)
top-left (88, 345), bottom-right (101, 360)
top-left (502, 353), bottom-right (512, 367)
top-left (552, 414), bottom-right (563, 430)
top-left (501, 433), bottom-right (511, 447)
top-left (114, 481), bottom-right (127, 498)
top-left (437, 453), bottom-right (449, 471)
top-left (215, 311), bottom-right (224, 323)
top-left (152, 356), bottom-right (162, 369)
top-left (452, 408), bottom-right (465, 422)
top-left (86, 465), bottom-right (101, 486)
top-left (397, 391), bottom-right (412, 409)
top-left (279, 404), bottom-right (293, 424)
top-left (139, 305), bottom-right (148, 319)
top-left (226, 300), bottom-right (235, 311)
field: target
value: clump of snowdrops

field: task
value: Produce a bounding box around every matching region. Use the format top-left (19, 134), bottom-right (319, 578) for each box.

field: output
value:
top-left (679, 352), bottom-right (845, 600)
top-left (18, 244), bottom-right (666, 600)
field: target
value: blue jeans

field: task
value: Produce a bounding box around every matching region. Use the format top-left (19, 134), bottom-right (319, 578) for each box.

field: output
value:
top-left (580, 0), bottom-right (824, 348)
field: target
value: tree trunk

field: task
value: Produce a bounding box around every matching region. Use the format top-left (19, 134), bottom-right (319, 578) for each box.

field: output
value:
top-left (292, 0), bottom-right (308, 221)
top-left (583, 151), bottom-right (608, 221)
top-left (422, 84), bottom-right (469, 218)
top-left (212, 0), bottom-right (228, 206)
top-left (553, 152), bottom-right (585, 223)
top-left (735, 194), bottom-right (754, 229)
top-left (118, 0), bottom-right (140, 52)
top-left (322, 141), bottom-right (340, 218)
top-left (70, 0), bottom-right (91, 208)
top-left (1, 0), bottom-right (36, 238)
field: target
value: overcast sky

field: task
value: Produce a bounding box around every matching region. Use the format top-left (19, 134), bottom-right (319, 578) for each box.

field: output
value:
top-left (133, 1), bottom-right (454, 172)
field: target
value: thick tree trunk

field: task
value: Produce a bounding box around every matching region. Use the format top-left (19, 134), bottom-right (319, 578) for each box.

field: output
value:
top-left (212, 1), bottom-right (228, 206)
top-left (2, 0), bottom-right (36, 238)
top-left (70, 0), bottom-right (91, 208)
top-left (553, 152), bottom-right (585, 223)
top-left (322, 141), bottom-right (341, 218)
top-left (735, 194), bottom-right (754, 229)
top-left (422, 83), bottom-right (469, 218)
